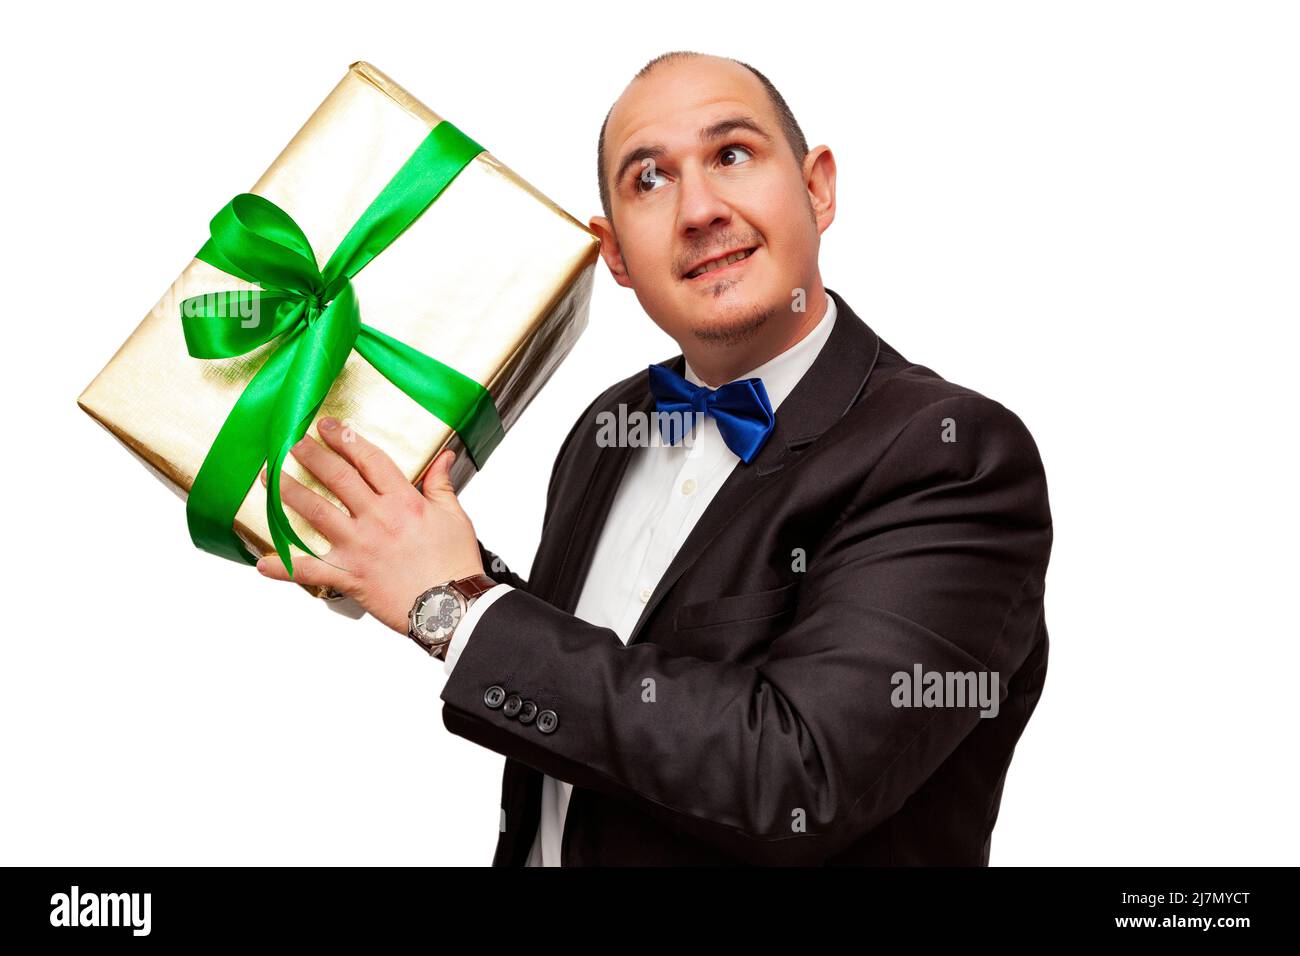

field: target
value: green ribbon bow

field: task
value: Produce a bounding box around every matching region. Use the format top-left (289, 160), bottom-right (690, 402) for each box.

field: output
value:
top-left (179, 120), bottom-right (504, 579)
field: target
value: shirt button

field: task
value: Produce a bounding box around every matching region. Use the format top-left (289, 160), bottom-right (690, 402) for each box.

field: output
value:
top-left (681, 478), bottom-right (697, 496)
top-left (639, 587), bottom-right (652, 603)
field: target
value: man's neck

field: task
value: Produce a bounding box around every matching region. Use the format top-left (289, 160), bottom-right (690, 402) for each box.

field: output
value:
top-left (685, 284), bottom-right (830, 387)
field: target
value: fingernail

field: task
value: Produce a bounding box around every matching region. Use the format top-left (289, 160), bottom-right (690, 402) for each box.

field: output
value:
top-left (320, 417), bottom-right (337, 430)
top-left (260, 468), bottom-right (267, 485)
top-left (255, 558), bottom-right (266, 572)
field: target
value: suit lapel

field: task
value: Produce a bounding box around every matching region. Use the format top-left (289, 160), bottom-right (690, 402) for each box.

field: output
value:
top-left (543, 375), bottom-right (658, 615)
top-left (545, 288), bottom-right (881, 641)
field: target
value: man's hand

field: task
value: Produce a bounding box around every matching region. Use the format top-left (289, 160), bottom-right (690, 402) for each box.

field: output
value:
top-left (254, 416), bottom-right (485, 634)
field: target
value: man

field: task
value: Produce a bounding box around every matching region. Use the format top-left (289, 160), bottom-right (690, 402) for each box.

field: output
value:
top-left (255, 51), bottom-right (1053, 866)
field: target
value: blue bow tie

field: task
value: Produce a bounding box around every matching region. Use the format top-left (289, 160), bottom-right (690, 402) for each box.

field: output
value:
top-left (647, 363), bottom-right (776, 464)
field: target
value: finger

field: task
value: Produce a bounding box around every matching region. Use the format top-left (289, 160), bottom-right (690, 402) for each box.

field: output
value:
top-left (261, 466), bottom-right (352, 542)
top-left (317, 416), bottom-right (410, 496)
top-left (255, 551), bottom-right (353, 592)
top-left (287, 431), bottom-right (377, 516)
top-left (419, 448), bottom-right (457, 502)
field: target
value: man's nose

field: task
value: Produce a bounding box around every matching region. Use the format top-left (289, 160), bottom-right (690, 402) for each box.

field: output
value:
top-left (676, 165), bottom-right (732, 233)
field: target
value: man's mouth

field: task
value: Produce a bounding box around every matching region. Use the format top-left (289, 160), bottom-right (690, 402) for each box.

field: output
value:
top-left (683, 246), bottom-right (759, 281)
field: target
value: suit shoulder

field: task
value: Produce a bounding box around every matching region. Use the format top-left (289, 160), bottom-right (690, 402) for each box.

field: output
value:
top-left (864, 359), bottom-right (1037, 443)
top-left (834, 363), bottom-right (1053, 547)
top-left (848, 359), bottom-right (1048, 494)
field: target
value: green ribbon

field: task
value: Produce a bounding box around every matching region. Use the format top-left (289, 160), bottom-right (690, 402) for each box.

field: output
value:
top-left (179, 120), bottom-right (504, 578)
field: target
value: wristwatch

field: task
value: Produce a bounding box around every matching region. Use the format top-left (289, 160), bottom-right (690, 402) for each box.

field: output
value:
top-left (407, 573), bottom-right (497, 659)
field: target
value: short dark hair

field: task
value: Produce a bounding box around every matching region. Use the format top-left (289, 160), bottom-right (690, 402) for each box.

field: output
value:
top-left (597, 51), bottom-right (809, 223)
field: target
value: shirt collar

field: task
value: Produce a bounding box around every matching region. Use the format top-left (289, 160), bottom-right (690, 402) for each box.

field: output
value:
top-left (683, 291), bottom-right (837, 412)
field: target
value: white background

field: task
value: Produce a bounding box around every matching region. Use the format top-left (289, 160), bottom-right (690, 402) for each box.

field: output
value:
top-left (2, 0), bottom-right (1296, 865)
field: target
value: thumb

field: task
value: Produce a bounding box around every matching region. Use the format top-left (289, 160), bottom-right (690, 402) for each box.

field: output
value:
top-left (420, 447), bottom-right (456, 500)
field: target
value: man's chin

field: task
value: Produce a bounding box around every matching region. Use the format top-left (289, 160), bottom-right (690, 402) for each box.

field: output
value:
top-left (686, 296), bottom-right (779, 346)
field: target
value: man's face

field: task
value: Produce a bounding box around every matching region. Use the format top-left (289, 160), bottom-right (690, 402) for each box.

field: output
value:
top-left (593, 57), bottom-right (833, 354)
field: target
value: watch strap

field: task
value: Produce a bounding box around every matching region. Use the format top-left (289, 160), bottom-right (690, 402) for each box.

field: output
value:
top-left (449, 572), bottom-right (498, 602)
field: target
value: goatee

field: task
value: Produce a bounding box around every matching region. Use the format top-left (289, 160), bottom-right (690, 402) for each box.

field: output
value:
top-left (691, 300), bottom-right (777, 346)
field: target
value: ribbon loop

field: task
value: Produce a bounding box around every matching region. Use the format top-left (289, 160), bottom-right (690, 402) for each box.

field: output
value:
top-left (181, 291), bottom-right (307, 358)
top-left (203, 194), bottom-right (325, 295)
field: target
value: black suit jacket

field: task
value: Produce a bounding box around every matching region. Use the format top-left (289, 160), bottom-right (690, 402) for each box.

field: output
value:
top-left (440, 287), bottom-right (1053, 866)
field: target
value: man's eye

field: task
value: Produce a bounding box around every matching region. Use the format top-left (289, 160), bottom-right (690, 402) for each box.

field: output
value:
top-left (635, 162), bottom-right (666, 194)
top-left (719, 144), bottom-right (754, 167)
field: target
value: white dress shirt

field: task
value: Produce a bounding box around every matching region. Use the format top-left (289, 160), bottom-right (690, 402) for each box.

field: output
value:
top-left (442, 292), bottom-right (838, 866)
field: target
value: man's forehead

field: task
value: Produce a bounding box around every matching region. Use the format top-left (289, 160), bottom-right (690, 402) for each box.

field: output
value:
top-left (605, 58), bottom-right (774, 166)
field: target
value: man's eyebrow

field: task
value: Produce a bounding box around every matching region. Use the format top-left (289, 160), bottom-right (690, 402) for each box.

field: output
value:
top-left (699, 115), bottom-right (773, 147)
top-left (613, 115), bottom-right (774, 188)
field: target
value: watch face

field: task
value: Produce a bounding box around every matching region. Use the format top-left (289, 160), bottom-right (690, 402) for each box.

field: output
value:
top-left (413, 589), bottom-right (464, 644)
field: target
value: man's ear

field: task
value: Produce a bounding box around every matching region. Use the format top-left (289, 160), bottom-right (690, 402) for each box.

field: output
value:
top-left (803, 145), bottom-right (837, 236)
top-left (588, 215), bottom-right (634, 288)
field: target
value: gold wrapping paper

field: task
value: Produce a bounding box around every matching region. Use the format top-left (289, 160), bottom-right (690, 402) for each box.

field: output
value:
top-left (78, 61), bottom-right (600, 600)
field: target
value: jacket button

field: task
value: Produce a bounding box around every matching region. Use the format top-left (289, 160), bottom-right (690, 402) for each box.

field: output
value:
top-left (483, 685), bottom-right (506, 709)
top-left (518, 700), bottom-right (538, 724)
top-left (503, 693), bottom-right (523, 718)
top-left (536, 709), bottom-right (559, 734)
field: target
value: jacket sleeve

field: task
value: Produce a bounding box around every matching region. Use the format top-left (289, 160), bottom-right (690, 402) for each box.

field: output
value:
top-left (439, 393), bottom-right (1053, 865)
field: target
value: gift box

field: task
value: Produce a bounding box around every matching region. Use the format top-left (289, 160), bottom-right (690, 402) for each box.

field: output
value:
top-left (78, 61), bottom-right (600, 601)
